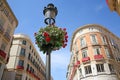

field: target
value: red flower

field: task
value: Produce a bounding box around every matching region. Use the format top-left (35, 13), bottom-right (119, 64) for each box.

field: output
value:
top-left (62, 44), bottom-right (67, 48)
top-left (43, 32), bottom-right (49, 37)
top-left (65, 39), bottom-right (68, 42)
top-left (65, 35), bottom-right (68, 38)
top-left (65, 32), bottom-right (67, 35)
top-left (45, 37), bottom-right (51, 42)
top-left (63, 28), bottom-right (66, 31)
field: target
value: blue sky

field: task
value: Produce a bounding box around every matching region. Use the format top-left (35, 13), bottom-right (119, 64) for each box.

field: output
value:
top-left (7, 0), bottom-right (120, 80)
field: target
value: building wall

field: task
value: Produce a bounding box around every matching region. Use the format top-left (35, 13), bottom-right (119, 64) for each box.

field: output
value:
top-left (0, 0), bottom-right (18, 80)
top-left (67, 24), bottom-right (120, 80)
top-left (4, 34), bottom-right (46, 80)
top-left (106, 0), bottom-right (120, 15)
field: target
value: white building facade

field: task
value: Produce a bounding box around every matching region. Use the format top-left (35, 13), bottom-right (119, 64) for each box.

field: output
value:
top-left (2, 34), bottom-right (46, 80)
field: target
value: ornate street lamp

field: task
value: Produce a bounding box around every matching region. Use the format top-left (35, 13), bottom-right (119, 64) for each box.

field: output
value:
top-left (34, 3), bottom-right (68, 80)
top-left (43, 3), bottom-right (58, 25)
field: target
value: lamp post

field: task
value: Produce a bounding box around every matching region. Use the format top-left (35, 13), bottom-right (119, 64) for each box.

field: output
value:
top-left (43, 3), bottom-right (58, 80)
top-left (43, 3), bottom-right (58, 25)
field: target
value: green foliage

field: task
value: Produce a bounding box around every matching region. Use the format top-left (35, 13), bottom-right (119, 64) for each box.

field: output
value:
top-left (34, 25), bottom-right (68, 54)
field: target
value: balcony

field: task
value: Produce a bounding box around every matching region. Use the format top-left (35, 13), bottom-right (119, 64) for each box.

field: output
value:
top-left (16, 65), bottom-right (24, 69)
top-left (0, 49), bottom-right (6, 59)
top-left (82, 57), bottom-right (90, 62)
top-left (94, 54), bottom-right (104, 60)
top-left (4, 32), bottom-right (11, 41)
top-left (76, 60), bottom-right (80, 66)
top-left (0, 24), bottom-right (4, 34)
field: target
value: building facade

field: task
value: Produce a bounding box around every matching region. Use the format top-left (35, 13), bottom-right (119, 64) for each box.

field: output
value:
top-left (106, 0), bottom-right (120, 15)
top-left (66, 24), bottom-right (120, 80)
top-left (0, 0), bottom-right (18, 79)
top-left (2, 34), bottom-right (46, 80)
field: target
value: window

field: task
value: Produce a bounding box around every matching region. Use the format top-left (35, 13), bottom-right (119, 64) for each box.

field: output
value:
top-left (26, 64), bottom-right (29, 70)
top-left (110, 39), bottom-right (115, 46)
top-left (84, 65), bottom-right (92, 74)
top-left (80, 37), bottom-right (86, 47)
top-left (6, 27), bottom-right (11, 34)
top-left (22, 40), bottom-right (26, 45)
top-left (91, 34), bottom-right (97, 44)
top-left (82, 49), bottom-right (88, 58)
top-left (94, 47), bottom-right (100, 55)
top-left (20, 48), bottom-right (25, 56)
top-left (30, 67), bottom-right (32, 72)
top-left (101, 36), bottom-right (107, 44)
top-left (18, 60), bottom-right (24, 67)
top-left (28, 53), bottom-right (31, 60)
top-left (0, 41), bottom-right (7, 51)
top-left (96, 64), bottom-right (104, 72)
top-left (0, 17), bottom-right (4, 32)
top-left (89, 27), bottom-right (93, 31)
top-left (105, 48), bottom-right (110, 58)
top-left (108, 64), bottom-right (114, 73)
top-left (0, 17), bottom-right (5, 26)
top-left (15, 74), bottom-right (22, 80)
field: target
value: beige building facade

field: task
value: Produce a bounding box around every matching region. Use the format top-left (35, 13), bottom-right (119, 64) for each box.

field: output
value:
top-left (0, 0), bottom-right (18, 80)
top-left (106, 0), bottom-right (120, 15)
top-left (67, 24), bottom-right (120, 80)
top-left (2, 34), bottom-right (46, 80)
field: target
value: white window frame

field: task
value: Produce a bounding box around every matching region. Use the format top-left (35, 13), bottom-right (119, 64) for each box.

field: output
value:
top-left (108, 64), bottom-right (114, 73)
top-left (18, 60), bottom-right (24, 66)
top-left (82, 49), bottom-right (88, 58)
top-left (90, 34), bottom-right (98, 44)
top-left (20, 48), bottom-right (25, 56)
top-left (84, 65), bottom-right (92, 74)
top-left (94, 47), bottom-right (101, 55)
top-left (0, 41), bottom-right (7, 51)
top-left (105, 48), bottom-right (110, 58)
top-left (101, 36), bottom-right (107, 44)
top-left (96, 64), bottom-right (104, 72)
top-left (22, 40), bottom-right (27, 45)
top-left (80, 37), bottom-right (86, 48)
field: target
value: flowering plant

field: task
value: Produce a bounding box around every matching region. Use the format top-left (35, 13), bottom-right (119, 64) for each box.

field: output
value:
top-left (34, 25), bottom-right (68, 54)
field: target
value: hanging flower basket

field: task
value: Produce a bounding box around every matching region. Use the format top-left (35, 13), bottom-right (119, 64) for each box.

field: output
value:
top-left (34, 25), bottom-right (68, 54)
